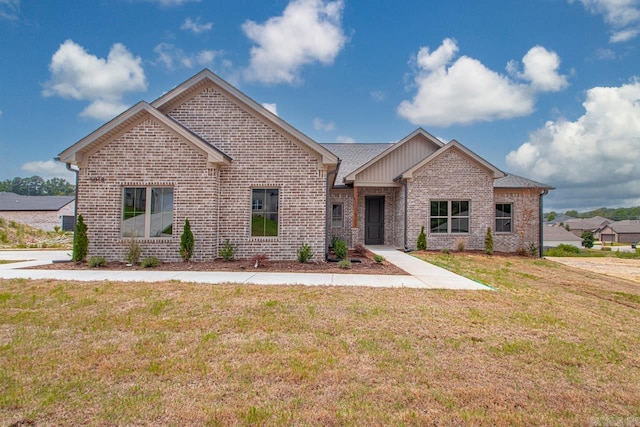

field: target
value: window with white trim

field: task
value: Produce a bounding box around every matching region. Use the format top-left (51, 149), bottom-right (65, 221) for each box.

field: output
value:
top-left (495, 203), bottom-right (512, 233)
top-left (332, 203), bottom-right (343, 228)
top-left (122, 187), bottom-right (173, 238)
top-left (251, 188), bottom-right (279, 237)
top-left (430, 200), bottom-right (469, 234)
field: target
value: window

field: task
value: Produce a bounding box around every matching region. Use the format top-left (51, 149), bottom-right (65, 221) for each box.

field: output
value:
top-left (251, 189), bottom-right (279, 236)
top-left (430, 200), bottom-right (469, 234)
top-left (332, 203), bottom-right (343, 228)
top-left (122, 187), bottom-right (173, 238)
top-left (495, 203), bottom-right (512, 233)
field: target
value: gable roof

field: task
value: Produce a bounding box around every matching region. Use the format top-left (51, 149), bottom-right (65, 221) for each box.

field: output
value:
top-left (58, 101), bottom-right (231, 166)
top-left (343, 128), bottom-right (444, 184)
top-left (544, 225), bottom-right (582, 241)
top-left (0, 192), bottom-right (74, 211)
top-left (564, 216), bottom-right (611, 231)
top-left (320, 143), bottom-right (393, 188)
top-left (604, 220), bottom-right (640, 233)
top-left (494, 173), bottom-right (554, 190)
top-left (152, 69), bottom-right (338, 167)
top-left (399, 139), bottom-right (505, 181)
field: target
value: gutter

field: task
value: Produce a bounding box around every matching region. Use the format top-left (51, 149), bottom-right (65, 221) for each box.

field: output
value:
top-left (325, 160), bottom-right (341, 260)
top-left (54, 156), bottom-right (79, 261)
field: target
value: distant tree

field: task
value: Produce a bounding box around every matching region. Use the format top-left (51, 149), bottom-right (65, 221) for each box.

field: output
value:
top-left (565, 210), bottom-right (579, 218)
top-left (0, 176), bottom-right (74, 196)
top-left (581, 231), bottom-right (594, 249)
top-left (546, 211), bottom-right (557, 222)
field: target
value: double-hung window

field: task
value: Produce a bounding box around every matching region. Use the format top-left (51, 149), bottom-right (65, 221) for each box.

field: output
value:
top-left (122, 187), bottom-right (173, 238)
top-left (430, 200), bottom-right (470, 234)
top-left (495, 203), bottom-right (512, 233)
top-left (251, 189), bottom-right (279, 237)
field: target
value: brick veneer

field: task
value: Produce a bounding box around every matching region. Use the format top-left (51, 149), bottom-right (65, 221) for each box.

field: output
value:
top-left (0, 202), bottom-right (73, 231)
top-left (494, 189), bottom-right (541, 253)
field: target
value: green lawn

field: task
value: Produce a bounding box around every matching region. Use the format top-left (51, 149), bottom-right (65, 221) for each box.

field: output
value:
top-left (1, 253), bottom-right (639, 425)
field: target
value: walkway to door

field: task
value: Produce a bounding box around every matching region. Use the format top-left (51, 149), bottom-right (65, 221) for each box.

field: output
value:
top-left (367, 246), bottom-right (492, 290)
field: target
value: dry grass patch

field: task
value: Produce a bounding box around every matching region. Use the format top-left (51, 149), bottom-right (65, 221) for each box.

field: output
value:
top-left (1, 253), bottom-right (640, 425)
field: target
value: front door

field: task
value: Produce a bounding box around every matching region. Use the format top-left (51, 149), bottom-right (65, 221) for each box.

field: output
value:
top-left (365, 196), bottom-right (384, 245)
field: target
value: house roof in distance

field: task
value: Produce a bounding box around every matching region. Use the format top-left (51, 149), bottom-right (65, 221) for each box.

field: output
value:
top-left (0, 192), bottom-right (75, 211)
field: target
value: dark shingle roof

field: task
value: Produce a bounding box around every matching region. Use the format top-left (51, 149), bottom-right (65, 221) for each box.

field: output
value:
top-left (544, 226), bottom-right (582, 241)
top-left (493, 174), bottom-right (554, 189)
top-left (321, 143), bottom-right (394, 187)
top-left (0, 192), bottom-right (75, 211)
top-left (607, 220), bottom-right (640, 233)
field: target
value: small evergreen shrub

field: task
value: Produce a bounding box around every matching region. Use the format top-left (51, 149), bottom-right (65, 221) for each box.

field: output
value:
top-left (141, 256), bottom-right (160, 268)
top-left (373, 254), bottom-right (385, 264)
top-left (338, 259), bottom-right (351, 269)
top-left (220, 239), bottom-right (235, 261)
top-left (126, 237), bottom-right (141, 265)
top-left (417, 226), bottom-right (427, 250)
top-left (88, 256), bottom-right (106, 268)
top-left (180, 218), bottom-right (195, 262)
top-left (485, 227), bottom-right (494, 255)
top-left (333, 238), bottom-right (348, 259)
top-left (330, 236), bottom-right (340, 248)
top-left (297, 243), bottom-right (314, 263)
top-left (72, 214), bottom-right (88, 262)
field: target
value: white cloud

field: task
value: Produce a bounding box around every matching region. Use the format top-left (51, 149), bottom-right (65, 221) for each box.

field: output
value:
top-left (261, 103), bottom-right (278, 115)
top-left (397, 39), bottom-right (568, 127)
top-left (570, 0), bottom-right (640, 42)
top-left (337, 135), bottom-right (355, 144)
top-left (148, 0), bottom-right (200, 6)
top-left (0, 109), bottom-right (3, 118)
top-left (506, 79), bottom-right (640, 209)
top-left (154, 43), bottom-right (221, 70)
top-left (370, 90), bottom-right (385, 102)
top-left (0, 0), bottom-right (19, 21)
top-left (242, 0), bottom-right (347, 84)
top-left (21, 160), bottom-right (75, 182)
top-left (313, 117), bottom-right (334, 131)
top-left (181, 17), bottom-right (213, 34)
top-left (43, 40), bottom-right (147, 120)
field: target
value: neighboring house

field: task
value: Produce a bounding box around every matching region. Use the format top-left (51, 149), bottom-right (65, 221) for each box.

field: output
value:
top-left (543, 225), bottom-right (583, 248)
top-left (559, 216), bottom-right (611, 239)
top-left (545, 213), bottom-right (575, 226)
top-left (598, 220), bottom-right (640, 244)
top-left (57, 69), bottom-right (553, 262)
top-left (0, 192), bottom-right (75, 231)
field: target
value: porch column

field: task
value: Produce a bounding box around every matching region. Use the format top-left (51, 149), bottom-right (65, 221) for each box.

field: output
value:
top-left (353, 186), bottom-right (358, 228)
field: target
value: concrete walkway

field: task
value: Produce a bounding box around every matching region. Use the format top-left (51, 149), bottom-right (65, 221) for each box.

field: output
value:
top-left (0, 249), bottom-right (491, 290)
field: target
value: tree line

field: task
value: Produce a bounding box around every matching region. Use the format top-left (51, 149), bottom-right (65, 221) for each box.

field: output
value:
top-left (0, 176), bottom-right (75, 196)
top-left (547, 206), bottom-right (640, 222)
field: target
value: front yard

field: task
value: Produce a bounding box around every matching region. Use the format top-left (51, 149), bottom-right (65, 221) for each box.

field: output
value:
top-left (1, 253), bottom-right (639, 425)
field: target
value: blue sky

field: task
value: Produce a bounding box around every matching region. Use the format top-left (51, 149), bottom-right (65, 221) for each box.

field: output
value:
top-left (0, 0), bottom-right (639, 212)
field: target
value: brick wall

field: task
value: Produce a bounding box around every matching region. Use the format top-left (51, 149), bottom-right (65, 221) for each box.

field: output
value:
top-left (494, 189), bottom-right (541, 253)
top-left (406, 148), bottom-right (495, 251)
top-left (0, 202), bottom-right (74, 231)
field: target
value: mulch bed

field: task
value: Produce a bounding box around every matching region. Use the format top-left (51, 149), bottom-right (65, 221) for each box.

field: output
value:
top-left (31, 250), bottom-right (408, 275)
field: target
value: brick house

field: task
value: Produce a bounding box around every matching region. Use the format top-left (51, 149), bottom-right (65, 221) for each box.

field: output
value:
top-left (58, 69), bottom-right (552, 262)
top-left (0, 192), bottom-right (75, 231)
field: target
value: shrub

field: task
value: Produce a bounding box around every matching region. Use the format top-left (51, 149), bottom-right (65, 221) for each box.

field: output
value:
top-left (220, 239), bottom-right (235, 261)
top-left (455, 239), bottom-right (466, 252)
top-left (485, 227), bottom-right (494, 255)
top-left (373, 254), bottom-right (385, 264)
top-left (126, 237), bottom-right (141, 265)
top-left (297, 243), bottom-right (314, 263)
top-left (581, 231), bottom-right (595, 249)
top-left (0, 231), bottom-right (8, 244)
top-left (333, 238), bottom-right (348, 259)
top-left (141, 256), bottom-right (160, 268)
top-left (88, 256), bottom-right (106, 268)
top-left (72, 214), bottom-right (88, 262)
top-left (353, 242), bottom-right (367, 256)
top-left (416, 226), bottom-right (427, 250)
top-left (180, 218), bottom-right (195, 262)
top-left (441, 248), bottom-right (451, 255)
top-left (544, 245), bottom-right (583, 256)
top-left (330, 236), bottom-right (340, 248)
top-left (338, 259), bottom-right (351, 269)
top-left (251, 253), bottom-right (269, 268)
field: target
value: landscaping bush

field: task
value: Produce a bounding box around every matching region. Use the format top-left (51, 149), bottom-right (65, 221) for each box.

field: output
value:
top-left (220, 239), bottom-right (235, 261)
top-left (330, 236), bottom-right (340, 249)
top-left (126, 237), bottom-right (141, 265)
top-left (417, 226), bottom-right (427, 250)
top-left (72, 214), bottom-right (88, 262)
top-left (353, 242), bottom-right (367, 256)
top-left (441, 248), bottom-right (451, 255)
top-left (581, 231), bottom-right (595, 249)
top-left (297, 243), bottom-right (314, 263)
top-left (455, 239), bottom-right (466, 252)
top-left (180, 218), bottom-right (194, 262)
top-left (373, 254), bottom-right (385, 264)
top-left (332, 238), bottom-right (348, 259)
top-left (485, 227), bottom-right (494, 255)
top-left (88, 256), bottom-right (106, 268)
top-left (141, 256), bottom-right (160, 268)
top-left (338, 259), bottom-right (351, 269)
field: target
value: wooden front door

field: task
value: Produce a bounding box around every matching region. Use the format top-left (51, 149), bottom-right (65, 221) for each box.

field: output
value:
top-left (365, 196), bottom-right (384, 245)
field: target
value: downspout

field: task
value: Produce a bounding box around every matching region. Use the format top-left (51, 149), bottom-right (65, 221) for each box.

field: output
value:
top-left (539, 189), bottom-right (549, 257)
top-left (325, 160), bottom-right (341, 260)
top-left (54, 156), bottom-right (79, 258)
